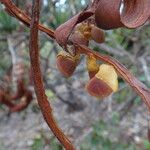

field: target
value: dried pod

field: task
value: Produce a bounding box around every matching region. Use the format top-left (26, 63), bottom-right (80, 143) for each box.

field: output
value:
top-left (91, 26), bottom-right (105, 43)
top-left (121, 0), bottom-right (150, 28)
top-left (56, 51), bottom-right (80, 77)
top-left (86, 64), bottom-right (118, 98)
top-left (70, 31), bottom-right (89, 46)
top-left (86, 77), bottom-right (113, 98)
top-left (95, 0), bottom-right (123, 30)
top-left (86, 55), bottom-right (99, 79)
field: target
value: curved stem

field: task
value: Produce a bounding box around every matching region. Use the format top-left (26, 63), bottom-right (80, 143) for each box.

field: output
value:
top-left (29, 0), bottom-right (75, 150)
top-left (77, 45), bottom-right (150, 111)
top-left (1, 0), bottom-right (55, 39)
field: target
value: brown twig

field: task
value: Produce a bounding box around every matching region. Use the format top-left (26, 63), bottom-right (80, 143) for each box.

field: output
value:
top-left (29, 0), bottom-right (75, 149)
top-left (77, 45), bottom-right (150, 111)
top-left (10, 90), bottom-right (33, 112)
top-left (0, 86), bottom-right (33, 112)
top-left (0, 90), bottom-right (15, 108)
top-left (1, 0), bottom-right (55, 39)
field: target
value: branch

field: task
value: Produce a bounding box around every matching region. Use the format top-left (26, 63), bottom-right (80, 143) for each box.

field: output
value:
top-left (77, 45), bottom-right (150, 111)
top-left (1, 0), bottom-right (55, 39)
top-left (10, 90), bottom-right (33, 112)
top-left (0, 90), bottom-right (15, 108)
top-left (2, 0), bottom-right (150, 111)
top-left (29, 0), bottom-right (75, 149)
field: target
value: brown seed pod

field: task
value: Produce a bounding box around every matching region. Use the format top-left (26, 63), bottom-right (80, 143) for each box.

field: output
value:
top-left (86, 64), bottom-right (118, 98)
top-left (56, 51), bottom-right (80, 77)
top-left (70, 31), bottom-right (89, 46)
top-left (91, 26), bottom-right (105, 43)
top-left (121, 0), bottom-right (150, 28)
top-left (95, 0), bottom-right (123, 30)
top-left (86, 77), bottom-right (113, 98)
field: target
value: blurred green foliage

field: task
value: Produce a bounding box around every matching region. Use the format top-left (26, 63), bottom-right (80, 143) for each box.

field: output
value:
top-left (31, 138), bottom-right (44, 150)
top-left (80, 120), bottom-right (137, 150)
top-left (143, 140), bottom-right (150, 150)
top-left (31, 137), bottom-right (63, 150)
top-left (0, 11), bottom-right (18, 33)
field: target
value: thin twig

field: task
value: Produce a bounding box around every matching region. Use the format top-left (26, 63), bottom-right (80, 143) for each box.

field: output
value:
top-left (77, 45), bottom-right (150, 111)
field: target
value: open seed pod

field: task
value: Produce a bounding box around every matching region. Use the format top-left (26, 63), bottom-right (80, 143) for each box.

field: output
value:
top-left (86, 64), bottom-right (118, 98)
top-left (56, 51), bottom-right (80, 77)
top-left (86, 55), bottom-right (99, 79)
top-left (91, 26), bottom-right (105, 43)
top-left (95, 0), bottom-right (123, 30)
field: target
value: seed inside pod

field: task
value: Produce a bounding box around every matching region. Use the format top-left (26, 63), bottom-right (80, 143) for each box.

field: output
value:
top-left (86, 55), bottom-right (99, 79)
top-left (96, 64), bottom-right (118, 92)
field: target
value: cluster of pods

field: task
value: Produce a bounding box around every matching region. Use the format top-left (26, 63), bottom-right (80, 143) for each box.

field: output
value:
top-left (56, 22), bottom-right (118, 98)
top-left (55, 0), bottom-right (150, 99)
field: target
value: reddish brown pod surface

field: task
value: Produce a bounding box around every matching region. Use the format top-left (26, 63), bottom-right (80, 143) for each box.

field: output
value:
top-left (95, 0), bottom-right (123, 30)
top-left (86, 77), bottom-right (113, 98)
top-left (86, 64), bottom-right (118, 98)
top-left (56, 51), bottom-right (80, 77)
top-left (70, 31), bottom-right (89, 46)
top-left (91, 26), bottom-right (105, 43)
top-left (121, 0), bottom-right (150, 28)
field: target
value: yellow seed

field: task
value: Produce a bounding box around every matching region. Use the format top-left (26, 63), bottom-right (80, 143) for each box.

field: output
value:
top-left (95, 64), bottom-right (118, 92)
top-left (87, 56), bottom-right (99, 71)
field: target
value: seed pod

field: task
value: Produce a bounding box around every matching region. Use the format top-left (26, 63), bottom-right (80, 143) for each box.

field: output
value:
top-left (86, 77), bottom-right (113, 98)
top-left (121, 0), bottom-right (150, 28)
top-left (70, 31), bottom-right (89, 46)
top-left (91, 26), bottom-right (105, 43)
top-left (86, 55), bottom-right (99, 79)
top-left (95, 0), bottom-right (123, 30)
top-left (56, 51), bottom-right (80, 77)
top-left (86, 64), bottom-right (118, 98)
